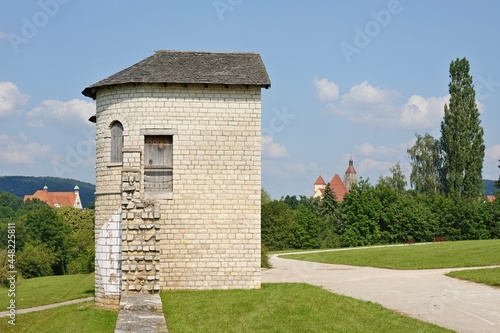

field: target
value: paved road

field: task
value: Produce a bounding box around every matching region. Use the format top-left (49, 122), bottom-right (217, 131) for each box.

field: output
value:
top-left (262, 251), bottom-right (500, 333)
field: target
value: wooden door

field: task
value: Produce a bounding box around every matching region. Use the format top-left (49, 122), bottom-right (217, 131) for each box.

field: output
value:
top-left (144, 135), bottom-right (173, 193)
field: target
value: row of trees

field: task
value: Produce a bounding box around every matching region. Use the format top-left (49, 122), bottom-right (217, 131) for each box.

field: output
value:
top-left (0, 192), bottom-right (94, 281)
top-left (262, 179), bottom-right (500, 251)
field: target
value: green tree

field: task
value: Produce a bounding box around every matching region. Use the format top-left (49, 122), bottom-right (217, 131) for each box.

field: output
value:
top-left (379, 163), bottom-right (407, 192)
top-left (291, 204), bottom-right (320, 249)
top-left (407, 133), bottom-right (442, 193)
top-left (17, 241), bottom-right (58, 278)
top-left (317, 184), bottom-right (342, 248)
top-left (339, 179), bottom-right (382, 246)
top-left (22, 205), bottom-right (70, 275)
top-left (0, 219), bottom-right (28, 252)
top-left (390, 193), bottom-right (437, 243)
top-left (440, 57), bottom-right (485, 199)
top-left (56, 206), bottom-right (95, 274)
top-left (0, 191), bottom-right (23, 213)
top-left (261, 200), bottom-right (295, 250)
top-left (298, 195), bottom-right (321, 216)
top-left (318, 183), bottom-right (339, 220)
top-left (19, 197), bottom-right (50, 214)
top-left (261, 188), bottom-right (272, 205)
top-left (452, 198), bottom-right (490, 240)
top-left (488, 190), bottom-right (500, 238)
top-left (282, 195), bottom-right (299, 209)
top-left (261, 244), bottom-right (271, 269)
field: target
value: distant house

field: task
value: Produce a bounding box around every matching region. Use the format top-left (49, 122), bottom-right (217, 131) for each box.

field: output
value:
top-left (82, 50), bottom-right (270, 310)
top-left (313, 158), bottom-right (357, 202)
top-left (23, 185), bottom-right (83, 209)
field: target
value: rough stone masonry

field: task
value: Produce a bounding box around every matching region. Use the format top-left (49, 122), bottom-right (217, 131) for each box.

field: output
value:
top-left (83, 50), bottom-right (271, 309)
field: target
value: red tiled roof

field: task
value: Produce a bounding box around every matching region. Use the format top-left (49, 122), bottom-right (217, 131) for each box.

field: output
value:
top-left (24, 190), bottom-right (77, 208)
top-left (314, 175), bottom-right (326, 185)
top-left (345, 165), bottom-right (356, 174)
top-left (328, 174), bottom-right (348, 202)
top-left (487, 195), bottom-right (496, 203)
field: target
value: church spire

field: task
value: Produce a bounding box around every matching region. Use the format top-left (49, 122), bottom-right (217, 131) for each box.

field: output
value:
top-left (344, 157), bottom-right (357, 191)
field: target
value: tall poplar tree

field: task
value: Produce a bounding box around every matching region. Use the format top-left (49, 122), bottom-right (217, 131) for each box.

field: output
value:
top-left (439, 57), bottom-right (485, 199)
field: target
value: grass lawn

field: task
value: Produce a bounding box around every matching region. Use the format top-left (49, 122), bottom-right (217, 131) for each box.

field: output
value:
top-left (0, 273), bottom-right (94, 309)
top-left (0, 301), bottom-right (117, 333)
top-left (446, 267), bottom-right (500, 287)
top-left (162, 283), bottom-right (452, 333)
top-left (282, 240), bottom-right (500, 270)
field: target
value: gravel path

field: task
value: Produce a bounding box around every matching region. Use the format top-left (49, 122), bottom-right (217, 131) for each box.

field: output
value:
top-left (262, 252), bottom-right (500, 333)
top-left (0, 296), bottom-right (94, 318)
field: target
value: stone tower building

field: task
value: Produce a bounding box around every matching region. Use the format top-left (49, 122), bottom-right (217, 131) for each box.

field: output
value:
top-left (344, 157), bottom-right (357, 191)
top-left (82, 50), bottom-right (270, 309)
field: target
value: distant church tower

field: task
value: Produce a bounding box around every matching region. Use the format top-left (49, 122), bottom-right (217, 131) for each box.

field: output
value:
top-left (344, 157), bottom-right (357, 191)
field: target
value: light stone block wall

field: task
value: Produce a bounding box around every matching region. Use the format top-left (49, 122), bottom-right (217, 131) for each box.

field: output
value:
top-left (95, 210), bottom-right (122, 304)
top-left (94, 83), bottom-right (262, 308)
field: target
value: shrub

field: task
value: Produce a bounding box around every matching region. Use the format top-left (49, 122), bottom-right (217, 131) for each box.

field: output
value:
top-left (17, 242), bottom-right (58, 278)
top-left (261, 245), bottom-right (271, 269)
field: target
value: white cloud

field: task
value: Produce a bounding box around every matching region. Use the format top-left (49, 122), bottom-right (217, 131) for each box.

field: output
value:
top-left (486, 145), bottom-right (500, 161)
top-left (401, 95), bottom-right (449, 129)
top-left (313, 77), bottom-right (339, 102)
top-left (0, 134), bottom-right (10, 145)
top-left (263, 160), bottom-right (319, 180)
top-left (0, 32), bottom-right (7, 40)
top-left (0, 134), bottom-right (51, 164)
top-left (397, 137), bottom-right (418, 153)
top-left (262, 135), bottom-right (288, 159)
top-left (25, 119), bottom-right (45, 128)
top-left (283, 161), bottom-right (319, 175)
top-left (476, 99), bottom-right (486, 114)
top-left (320, 80), bottom-right (454, 130)
top-left (484, 146), bottom-right (500, 180)
top-left (26, 98), bottom-right (95, 128)
top-left (326, 80), bottom-right (400, 126)
top-left (0, 82), bottom-right (29, 119)
top-left (357, 142), bottom-right (397, 157)
top-left (343, 81), bottom-right (398, 106)
top-left (357, 158), bottom-right (394, 174)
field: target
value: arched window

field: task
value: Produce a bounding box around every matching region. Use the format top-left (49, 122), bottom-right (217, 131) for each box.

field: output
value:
top-left (110, 121), bottom-right (123, 163)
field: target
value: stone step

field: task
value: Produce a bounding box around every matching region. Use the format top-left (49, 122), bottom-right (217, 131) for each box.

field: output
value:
top-left (119, 294), bottom-right (163, 311)
top-left (115, 294), bottom-right (168, 333)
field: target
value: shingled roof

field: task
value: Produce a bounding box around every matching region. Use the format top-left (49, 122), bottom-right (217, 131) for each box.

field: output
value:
top-left (82, 50), bottom-right (271, 99)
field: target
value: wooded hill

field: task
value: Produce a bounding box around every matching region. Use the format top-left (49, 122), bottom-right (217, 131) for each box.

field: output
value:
top-left (484, 179), bottom-right (498, 196)
top-left (0, 176), bottom-right (95, 208)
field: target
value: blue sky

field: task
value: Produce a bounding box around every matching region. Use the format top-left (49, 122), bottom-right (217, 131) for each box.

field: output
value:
top-left (1, 1), bottom-right (499, 199)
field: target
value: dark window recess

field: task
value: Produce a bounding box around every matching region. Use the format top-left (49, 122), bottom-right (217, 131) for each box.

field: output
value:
top-left (110, 121), bottom-right (124, 163)
top-left (144, 135), bottom-right (173, 193)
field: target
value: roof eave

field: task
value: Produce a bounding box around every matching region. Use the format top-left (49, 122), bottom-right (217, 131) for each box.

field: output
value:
top-left (82, 82), bottom-right (270, 100)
